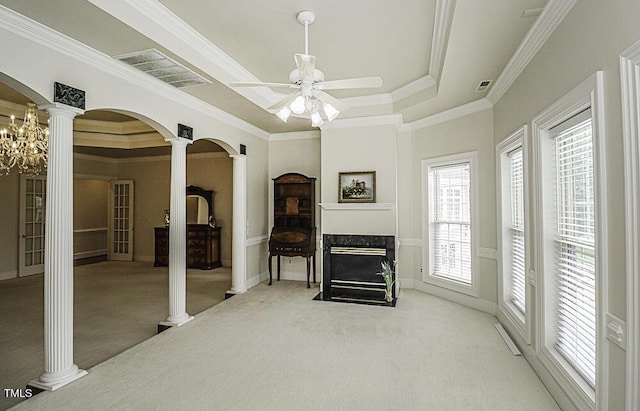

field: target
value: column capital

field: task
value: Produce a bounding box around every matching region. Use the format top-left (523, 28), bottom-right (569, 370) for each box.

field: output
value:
top-left (230, 154), bottom-right (247, 160)
top-left (39, 103), bottom-right (85, 118)
top-left (165, 137), bottom-right (193, 147)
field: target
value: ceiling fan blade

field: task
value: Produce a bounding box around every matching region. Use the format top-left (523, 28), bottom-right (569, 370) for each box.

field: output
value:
top-left (267, 91), bottom-right (300, 112)
top-left (229, 82), bottom-right (297, 89)
top-left (314, 90), bottom-right (349, 112)
top-left (294, 53), bottom-right (316, 82)
top-left (315, 76), bottom-right (383, 90)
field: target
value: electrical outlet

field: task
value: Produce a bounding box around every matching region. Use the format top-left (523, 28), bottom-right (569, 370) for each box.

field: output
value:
top-left (288, 258), bottom-right (292, 264)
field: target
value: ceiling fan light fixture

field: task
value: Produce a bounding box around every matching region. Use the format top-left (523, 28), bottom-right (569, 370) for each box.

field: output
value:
top-left (323, 103), bottom-right (340, 121)
top-left (290, 95), bottom-right (306, 114)
top-left (276, 106), bottom-right (291, 122)
top-left (311, 110), bottom-right (324, 127)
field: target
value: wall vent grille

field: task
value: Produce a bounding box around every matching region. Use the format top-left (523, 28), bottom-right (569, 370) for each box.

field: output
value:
top-left (114, 49), bottom-right (210, 88)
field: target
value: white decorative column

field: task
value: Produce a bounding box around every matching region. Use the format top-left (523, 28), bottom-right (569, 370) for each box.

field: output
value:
top-left (160, 138), bottom-right (194, 328)
top-left (228, 154), bottom-right (247, 295)
top-left (29, 103), bottom-right (86, 391)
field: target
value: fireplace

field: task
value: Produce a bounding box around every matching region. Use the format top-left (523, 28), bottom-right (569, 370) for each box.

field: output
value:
top-left (322, 234), bottom-right (396, 305)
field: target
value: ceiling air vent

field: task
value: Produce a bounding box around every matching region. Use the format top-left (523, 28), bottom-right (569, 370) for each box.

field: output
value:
top-left (114, 49), bottom-right (210, 88)
top-left (475, 80), bottom-right (493, 92)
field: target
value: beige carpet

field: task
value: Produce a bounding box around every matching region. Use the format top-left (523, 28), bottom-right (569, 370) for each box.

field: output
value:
top-left (0, 261), bottom-right (231, 410)
top-left (9, 281), bottom-right (559, 411)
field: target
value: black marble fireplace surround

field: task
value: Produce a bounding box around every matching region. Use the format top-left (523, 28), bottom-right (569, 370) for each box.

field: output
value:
top-left (321, 234), bottom-right (396, 306)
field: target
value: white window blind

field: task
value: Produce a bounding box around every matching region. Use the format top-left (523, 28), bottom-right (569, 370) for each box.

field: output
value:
top-left (553, 116), bottom-right (596, 389)
top-left (509, 147), bottom-right (526, 314)
top-left (431, 163), bottom-right (472, 284)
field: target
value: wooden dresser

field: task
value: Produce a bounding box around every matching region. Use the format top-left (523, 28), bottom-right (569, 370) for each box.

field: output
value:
top-left (154, 225), bottom-right (222, 270)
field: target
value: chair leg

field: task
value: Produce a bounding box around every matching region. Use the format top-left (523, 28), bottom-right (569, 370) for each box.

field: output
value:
top-left (268, 254), bottom-right (273, 286)
top-left (312, 252), bottom-right (316, 284)
top-left (277, 255), bottom-right (281, 281)
top-left (306, 256), bottom-right (311, 288)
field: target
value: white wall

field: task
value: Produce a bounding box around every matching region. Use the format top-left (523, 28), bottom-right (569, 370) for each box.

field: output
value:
top-left (320, 120), bottom-right (399, 236)
top-left (73, 179), bottom-right (109, 259)
top-left (114, 153), bottom-right (233, 265)
top-left (492, 1), bottom-right (640, 409)
top-left (407, 109), bottom-right (497, 306)
top-left (0, 15), bottom-right (271, 285)
top-left (268, 134), bottom-right (321, 282)
top-left (0, 173), bottom-right (19, 279)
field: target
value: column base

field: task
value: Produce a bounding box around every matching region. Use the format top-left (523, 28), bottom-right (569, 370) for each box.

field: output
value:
top-left (157, 315), bottom-right (194, 333)
top-left (225, 289), bottom-right (247, 299)
top-left (28, 368), bottom-right (87, 392)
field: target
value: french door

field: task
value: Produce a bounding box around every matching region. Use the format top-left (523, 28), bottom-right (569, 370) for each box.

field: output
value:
top-left (18, 175), bottom-right (46, 276)
top-left (109, 180), bottom-right (134, 261)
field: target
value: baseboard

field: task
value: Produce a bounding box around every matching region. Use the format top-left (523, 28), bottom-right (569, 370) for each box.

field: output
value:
top-left (246, 272), bottom-right (261, 289)
top-left (0, 269), bottom-right (17, 281)
top-left (135, 255), bottom-right (154, 263)
top-left (247, 271), bottom-right (269, 289)
top-left (413, 280), bottom-right (497, 315)
top-left (496, 312), bottom-right (579, 411)
top-left (73, 249), bottom-right (107, 260)
top-left (397, 278), bottom-right (414, 290)
top-left (74, 255), bottom-right (108, 266)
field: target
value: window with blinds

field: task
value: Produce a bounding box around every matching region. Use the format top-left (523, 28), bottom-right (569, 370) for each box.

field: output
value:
top-left (509, 148), bottom-right (526, 314)
top-left (552, 114), bottom-right (596, 389)
top-left (430, 162), bottom-right (472, 284)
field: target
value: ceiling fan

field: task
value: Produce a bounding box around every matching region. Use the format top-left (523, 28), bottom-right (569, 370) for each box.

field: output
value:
top-left (229, 10), bottom-right (383, 127)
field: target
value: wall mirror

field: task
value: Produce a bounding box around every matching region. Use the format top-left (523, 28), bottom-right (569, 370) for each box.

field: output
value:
top-left (186, 185), bottom-right (214, 225)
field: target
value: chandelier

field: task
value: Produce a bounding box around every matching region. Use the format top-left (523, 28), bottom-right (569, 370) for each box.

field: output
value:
top-left (0, 103), bottom-right (49, 176)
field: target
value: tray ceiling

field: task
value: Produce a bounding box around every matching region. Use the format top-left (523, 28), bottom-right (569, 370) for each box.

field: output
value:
top-left (0, 0), bottom-right (548, 132)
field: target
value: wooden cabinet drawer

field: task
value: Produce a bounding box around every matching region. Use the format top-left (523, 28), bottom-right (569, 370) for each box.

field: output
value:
top-left (154, 226), bottom-right (221, 269)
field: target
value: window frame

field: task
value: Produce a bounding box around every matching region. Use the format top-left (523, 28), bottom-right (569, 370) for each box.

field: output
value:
top-left (532, 72), bottom-right (608, 411)
top-left (421, 151), bottom-right (479, 296)
top-left (620, 39), bottom-right (640, 411)
top-left (496, 126), bottom-right (531, 343)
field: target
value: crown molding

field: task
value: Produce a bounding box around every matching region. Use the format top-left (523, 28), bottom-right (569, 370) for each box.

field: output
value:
top-left (390, 75), bottom-right (437, 103)
top-left (269, 130), bottom-right (320, 142)
top-left (486, 0), bottom-right (577, 105)
top-left (398, 123), bottom-right (413, 134)
top-left (409, 98), bottom-right (492, 130)
top-left (88, 0), bottom-right (278, 108)
top-left (320, 114), bottom-right (403, 130)
top-left (0, 5), bottom-right (270, 142)
top-left (89, 1), bottom-right (453, 117)
top-left (73, 153), bottom-right (119, 164)
top-left (74, 118), bottom-right (155, 135)
top-left (428, 0), bottom-right (456, 85)
top-left (341, 93), bottom-right (393, 109)
top-left (117, 151), bottom-right (228, 163)
top-left (74, 131), bottom-right (167, 149)
top-left (0, 98), bottom-right (35, 115)
top-left (74, 150), bottom-right (227, 164)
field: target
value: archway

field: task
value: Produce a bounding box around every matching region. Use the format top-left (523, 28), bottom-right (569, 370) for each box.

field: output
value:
top-left (0, 78), bottom-right (51, 410)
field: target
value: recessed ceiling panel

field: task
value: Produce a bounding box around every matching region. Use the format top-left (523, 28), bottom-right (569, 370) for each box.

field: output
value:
top-left (158, 0), bottom-right (436, 94)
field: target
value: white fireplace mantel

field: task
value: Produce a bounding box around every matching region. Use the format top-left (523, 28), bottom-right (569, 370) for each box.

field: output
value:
top-left (319, 203), bottom-right (395, 210)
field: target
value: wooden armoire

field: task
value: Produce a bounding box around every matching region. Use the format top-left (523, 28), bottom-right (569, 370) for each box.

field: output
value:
top-left (268, 173), bottom-right (316, 288)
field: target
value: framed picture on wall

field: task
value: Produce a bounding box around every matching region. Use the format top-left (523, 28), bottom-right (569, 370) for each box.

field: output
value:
top-left (338, 171), bottom-right (376, 203)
